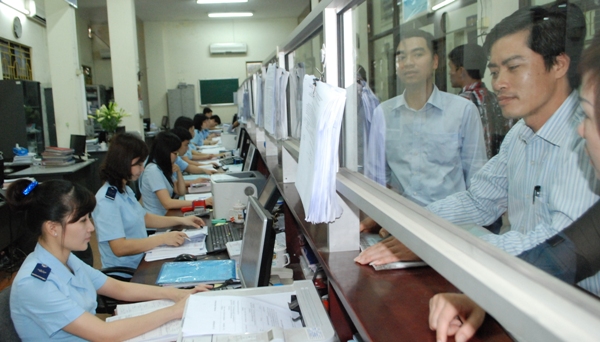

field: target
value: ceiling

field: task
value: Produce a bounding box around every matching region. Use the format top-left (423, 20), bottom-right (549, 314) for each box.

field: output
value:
top-left (71, 0), bottom-right (311, 23)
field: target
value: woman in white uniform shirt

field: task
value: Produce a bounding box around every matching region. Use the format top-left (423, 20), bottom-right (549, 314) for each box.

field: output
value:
top-left (93, 133), bottom-right (203, 270)
top-left (140, 131), bottom-right (197, 215)
top-left (8, 179), bottom-right (210, 341)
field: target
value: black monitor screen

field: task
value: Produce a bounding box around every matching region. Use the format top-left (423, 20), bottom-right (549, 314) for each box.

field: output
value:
top-left (161, 116), bottom-right (169, 129)
top-left (70, 135), bottom-right (86, 159)
top-left (258, 176), bottom-right (281, 213)
top-left (242, 143), bottom-right (257, 172)
top-left (237, 127), bottom-right (247, 150)
top-left (239, 196), bottom-right (275, 288)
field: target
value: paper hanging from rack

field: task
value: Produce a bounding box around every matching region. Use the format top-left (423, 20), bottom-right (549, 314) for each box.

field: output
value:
top-left (295, 75), bottom-right (346, 223)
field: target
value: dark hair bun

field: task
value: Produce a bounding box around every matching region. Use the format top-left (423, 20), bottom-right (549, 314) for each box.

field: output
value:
top-left (5, 179), bottom-right (37, 212)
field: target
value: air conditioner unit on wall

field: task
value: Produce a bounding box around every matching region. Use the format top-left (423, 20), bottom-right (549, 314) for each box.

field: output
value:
top-left (209, 43), bottom-right (247, 55)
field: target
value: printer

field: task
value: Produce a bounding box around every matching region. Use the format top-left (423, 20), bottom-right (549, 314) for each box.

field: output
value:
top-left (220, 132), bottom-right (238, 150)
top-left (178, 280), bottom-right (336, 342)
top-left (211, 171), bottom-right (266, 218)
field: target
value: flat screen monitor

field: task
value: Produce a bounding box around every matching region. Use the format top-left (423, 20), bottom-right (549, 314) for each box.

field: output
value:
top-left (70, 134), bottom-right (86, 162)
top-left (161, 115), bottom-right (169, 129)
top-left (236, 127), bottom-right (247, 151)
top-left (239, 196), bottom-right (275, 288)
top-left (242, 142), bottom-right (258, 172)
top-left (258, 175), bottom-right (281, 213)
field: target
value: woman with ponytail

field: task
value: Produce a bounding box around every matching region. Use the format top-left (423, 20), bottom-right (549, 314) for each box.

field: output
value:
top-left (7, 179), bottom-right (210, 341)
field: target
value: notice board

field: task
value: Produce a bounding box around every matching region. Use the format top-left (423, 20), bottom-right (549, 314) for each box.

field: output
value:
top-left (199, 78), bottom-right (239, 105)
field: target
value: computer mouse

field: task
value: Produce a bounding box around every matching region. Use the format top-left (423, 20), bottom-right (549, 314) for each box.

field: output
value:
top-left (213, 164), bottom-right (220, 170)
top-left (174, 253), bottom-right (197, 262)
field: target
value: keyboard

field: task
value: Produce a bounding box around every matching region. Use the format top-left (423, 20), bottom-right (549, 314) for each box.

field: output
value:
top-left (205, 222), bottom-right (243, 253)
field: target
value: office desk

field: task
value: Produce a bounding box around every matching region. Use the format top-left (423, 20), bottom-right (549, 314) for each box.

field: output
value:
top-left (7, 159), bottom-right (96, 191)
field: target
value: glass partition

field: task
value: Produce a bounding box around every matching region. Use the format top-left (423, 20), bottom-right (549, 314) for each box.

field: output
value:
top-left (286, 31), bottom-right (324, 139)
top-left (343, 0), bottom-right (600, 321)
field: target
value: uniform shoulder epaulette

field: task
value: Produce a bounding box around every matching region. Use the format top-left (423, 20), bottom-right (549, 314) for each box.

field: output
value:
top-left (31, 263), bottom-right (51, 281)
top-left (105, 186), bottom-right (117, 200)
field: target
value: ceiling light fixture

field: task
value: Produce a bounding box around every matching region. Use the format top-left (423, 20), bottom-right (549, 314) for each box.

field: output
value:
top-left (208, 12), bottom-right (253, 18)
top-left (431, 0), bottom-right (457, 11)
top-left (197, 0), bottom-right (248, 4)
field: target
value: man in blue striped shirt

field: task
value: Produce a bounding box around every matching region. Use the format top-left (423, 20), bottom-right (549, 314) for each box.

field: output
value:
top-left (357, 5), bottom-right (600, 293)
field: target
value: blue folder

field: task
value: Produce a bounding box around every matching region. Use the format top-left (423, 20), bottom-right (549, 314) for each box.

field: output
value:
top-left (155, 260), bottom-right (237, 287)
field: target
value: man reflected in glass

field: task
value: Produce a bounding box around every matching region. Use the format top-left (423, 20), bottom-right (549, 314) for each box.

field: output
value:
top-left (364, 30), bottom-right (487, 207)
top-left (448, 43), bottom-right (510, 159)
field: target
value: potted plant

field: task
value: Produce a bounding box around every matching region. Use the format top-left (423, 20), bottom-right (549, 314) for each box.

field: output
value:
top-left (88, 102), bottom-right (130, 141)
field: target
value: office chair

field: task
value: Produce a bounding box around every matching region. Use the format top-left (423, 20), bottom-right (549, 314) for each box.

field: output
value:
top-left (0, 286), bottom-right (22, 342)
top-left (96, 267), bottom-right (136, 315)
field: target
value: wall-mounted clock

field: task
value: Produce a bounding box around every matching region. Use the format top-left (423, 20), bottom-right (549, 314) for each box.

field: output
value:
top-left (13, 17), bottom-right (22, 39)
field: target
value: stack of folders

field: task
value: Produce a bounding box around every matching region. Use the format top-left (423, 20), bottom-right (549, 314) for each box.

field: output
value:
top-left (105, 300), bottom-right (179, 342)
top-left (41, 147), bottom-right (75, 166)
top-left (144, 229), bottom-right (207, 262)
top-left (295, 75), bottom-right (347, 223)
top-left (155, 260), bottom-right (237, 287)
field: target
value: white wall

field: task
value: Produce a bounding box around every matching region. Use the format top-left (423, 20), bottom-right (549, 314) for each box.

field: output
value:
top-left (0, 3), bottom-right (50, 85)
top-left (144, 18), bottom-right (298, 125)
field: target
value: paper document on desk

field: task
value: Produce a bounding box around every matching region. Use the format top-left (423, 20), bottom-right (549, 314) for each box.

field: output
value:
top-left (145, 228), bottom-right (208, 261)
top-left (295, 75), bottom-right (346, 224)
top-left (181, 293), bottom-right (302, 337)
top-left (359, 233), bottom-right (427, 271)
top-left (184, 193), bottom-right (212, 201)
top-left (183, 174), bottom-right (211, 181)
top-left (106, 300), bottom-right (179, 342)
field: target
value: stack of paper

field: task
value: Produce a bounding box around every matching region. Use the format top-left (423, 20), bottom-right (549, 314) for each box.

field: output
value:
top-left (105, 300), bottom-right (179, 342)
top-left (181, 293), bottom-right (302, 338)
top-left (295, 75), bottom-right (347, 223)
top-left (261, 63), bottom-right (289, 139)
top-left (144, 229), bottom-right (208, 262)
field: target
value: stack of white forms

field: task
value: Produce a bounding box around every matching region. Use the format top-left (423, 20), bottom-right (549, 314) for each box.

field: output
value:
top-left (295, 75), bottom-right (347, 223)
top-left (263, 63), bottom-right (289, 139)
top-left (105, 300), bottom-right (179, 342)
top-left (144, 228), bottom-right (208, 262)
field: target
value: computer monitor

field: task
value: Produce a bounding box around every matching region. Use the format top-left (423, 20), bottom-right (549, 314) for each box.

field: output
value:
top-left (239, 196), bottom-right (275, 288)
top-left (242, 142), bottom-right (258, 172)
top-left (258, 175), bottom-right (281, 213)
top-left (239, 131), bottom-right (252, 161)
top-left (236, 127), bottom-right (247, 150)
top-left (70, 134), bottom-right (87, 162)
top-left (161, 115), bottom-right (169, 130)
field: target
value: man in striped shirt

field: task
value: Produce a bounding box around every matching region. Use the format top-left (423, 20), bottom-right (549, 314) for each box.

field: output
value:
top-left (356, 5), bottom-right (600, 293)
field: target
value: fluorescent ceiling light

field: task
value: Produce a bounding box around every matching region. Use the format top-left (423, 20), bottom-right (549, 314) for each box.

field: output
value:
top-left (431, 0), bottom-right (457, 11)
top-left (208, 12), bottom-right (253, 18)
top-left (197, 0), bottom-right (248, 3)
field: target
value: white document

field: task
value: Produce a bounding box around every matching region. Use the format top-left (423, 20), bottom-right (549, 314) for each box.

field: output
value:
top-left (144, 227), bottom-right (209, 261)
top-left (181, 293), bottom-right (302, 337)
top-left (106, 300), bottom-right (179, 342)
top-left (296, 75), bottom-right (347, 223)
top-left (184, 193), bottom-right (212, 201)
top-left (277, 68), bottom-right (289, 140)
top-left (263, 63), bottom-right (277, 134)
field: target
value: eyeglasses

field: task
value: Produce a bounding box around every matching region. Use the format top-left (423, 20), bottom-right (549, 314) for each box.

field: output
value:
top-left (171, 151), bottom-right (179, 156)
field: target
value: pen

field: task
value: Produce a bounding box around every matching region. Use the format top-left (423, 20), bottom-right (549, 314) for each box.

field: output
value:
top-left (532, 185), bottom-right (541, 204)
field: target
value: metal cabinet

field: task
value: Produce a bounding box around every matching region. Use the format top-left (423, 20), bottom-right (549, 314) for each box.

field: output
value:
top-left (167, 83), bottom-right (195, 125)
top-left (0, 80), bottom-right (44, 158)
